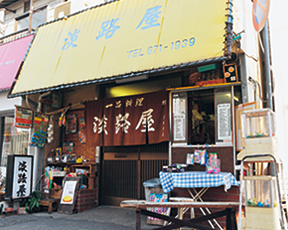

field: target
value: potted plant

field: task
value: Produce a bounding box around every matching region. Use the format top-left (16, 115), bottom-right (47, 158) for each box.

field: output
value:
top-left (25, 190), bottom-right (43, 213)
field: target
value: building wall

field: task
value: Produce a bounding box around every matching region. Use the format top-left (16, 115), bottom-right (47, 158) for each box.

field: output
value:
top-left (270, 2), bottom-right (288, 178)
top-left (233, 0), bottom-right (261, 107)
top-left (1, 0), bottom-right (105, 37)
top-left (0, 92), bottom-right (21, 111)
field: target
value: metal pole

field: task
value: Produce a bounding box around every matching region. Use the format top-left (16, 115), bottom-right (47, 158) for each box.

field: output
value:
top-left (261, 22), bottom-right (273, 110)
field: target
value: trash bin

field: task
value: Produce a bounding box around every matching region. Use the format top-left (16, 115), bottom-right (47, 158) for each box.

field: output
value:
top-left (143, 178), bottom-right (164, 201)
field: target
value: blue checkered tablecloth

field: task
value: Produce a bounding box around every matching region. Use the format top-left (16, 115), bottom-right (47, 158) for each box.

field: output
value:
top-left (159, 171), bottom-right (239, 193)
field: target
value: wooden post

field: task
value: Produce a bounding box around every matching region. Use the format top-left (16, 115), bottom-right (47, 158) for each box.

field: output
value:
top-left (136, 208), bottom-right (141, 230)
top-left (28, 0), bottom-right (33, 33)
top-left (226, 208), bottom-right (232, 230)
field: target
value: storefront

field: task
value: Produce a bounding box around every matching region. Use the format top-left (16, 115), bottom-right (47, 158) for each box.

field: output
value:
top-left (7, 0), bottom-right (245, 212)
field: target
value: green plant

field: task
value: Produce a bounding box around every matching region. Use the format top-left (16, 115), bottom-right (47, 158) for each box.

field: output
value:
top-left (25, 190), bottom-right (43, 213)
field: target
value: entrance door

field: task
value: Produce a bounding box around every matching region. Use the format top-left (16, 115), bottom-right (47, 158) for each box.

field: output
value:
top-left (101, 143), bottom-right (168, 206)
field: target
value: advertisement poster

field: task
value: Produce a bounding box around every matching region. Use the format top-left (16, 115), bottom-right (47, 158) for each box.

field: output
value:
top-left (60, 181), bottom-right (77, 204)
top-left (15, 106), bottom-right (33, 129)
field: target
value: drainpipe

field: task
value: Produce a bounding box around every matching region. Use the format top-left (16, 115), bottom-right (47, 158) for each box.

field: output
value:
top-left (261, 22), bottom-right (275, 176)
top-left (37, 91), bottom-right (51, 113)
top-left (262, 22), bottom-right (273, 109)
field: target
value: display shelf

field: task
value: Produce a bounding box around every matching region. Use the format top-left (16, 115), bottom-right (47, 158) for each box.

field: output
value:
top-left (69, 163), bottom-right (97, 189)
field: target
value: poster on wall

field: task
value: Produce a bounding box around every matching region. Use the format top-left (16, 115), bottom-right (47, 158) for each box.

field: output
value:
top-left (217, 103), bottom-right (231, 140)
top-left (5, 155), bottom-right (33, 199)
top-left (15, 106), bottom-right (33, 129)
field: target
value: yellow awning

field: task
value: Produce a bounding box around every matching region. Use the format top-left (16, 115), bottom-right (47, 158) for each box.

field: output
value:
top-left (10, 0), bottom-right (232, 97)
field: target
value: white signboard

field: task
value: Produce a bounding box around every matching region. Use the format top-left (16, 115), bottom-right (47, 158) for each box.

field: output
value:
top-left (12, 156), bottom-right (33, 199)
top-left (217, 103), bottom-right (231, 140)
top-left (173, 95), bottom-right (186, 141)
top-left (60, 180), bottom-right (77, 205)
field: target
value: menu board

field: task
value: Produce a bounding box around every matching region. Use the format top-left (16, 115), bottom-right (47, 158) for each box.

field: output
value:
top-left (217, 103), bottom-right (231, 140)
top-left (172, 93), bottom-right (187, 142)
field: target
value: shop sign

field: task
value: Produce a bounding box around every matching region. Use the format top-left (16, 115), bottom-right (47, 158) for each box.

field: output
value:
top-left (15, 106), bottom-right (33, 129)
top-left (86, 91), bottom-right (169, 146)
top-left (5, 155), bottom-right (33, 200)
top-left (11, 0), bottom-right (229, 96)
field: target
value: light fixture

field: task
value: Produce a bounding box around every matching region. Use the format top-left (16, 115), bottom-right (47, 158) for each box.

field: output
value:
top-left (115, 74), bottom-right (148, 84)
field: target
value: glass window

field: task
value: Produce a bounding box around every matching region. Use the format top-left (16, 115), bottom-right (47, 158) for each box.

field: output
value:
top-left (16, 7), bottom-right (47, 31)
top-left (172, 86), bottom-right (241, 146)
top-left (188, 89), bottom-right (215, 145)
top-left (1, 117), bottom-right (29, 167)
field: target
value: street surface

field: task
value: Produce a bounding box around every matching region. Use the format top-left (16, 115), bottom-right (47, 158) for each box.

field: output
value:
top-left (0, 206), bottom-right (155, 230)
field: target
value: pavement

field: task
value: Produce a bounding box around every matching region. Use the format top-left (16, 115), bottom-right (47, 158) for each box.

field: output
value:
top-left (0, 205), bottom-right (157, 230)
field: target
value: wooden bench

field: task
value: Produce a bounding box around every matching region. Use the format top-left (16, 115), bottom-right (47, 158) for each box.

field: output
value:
top-left (120, 200), bottom-right (239, 230)
top-left (39, 199), bottom-right (59, 214)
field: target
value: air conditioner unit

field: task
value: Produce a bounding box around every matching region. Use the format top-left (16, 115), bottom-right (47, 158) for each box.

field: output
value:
top-left (54, 0), bottom-right (89, 20)
top-left (54, 1), bottom-right (71, 19)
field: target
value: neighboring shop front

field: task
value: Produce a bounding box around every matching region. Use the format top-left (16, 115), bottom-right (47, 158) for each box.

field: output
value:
top-left (0, 34), bottom-right (34, 207)
top-left (7, 0), bottom-right (242, 207)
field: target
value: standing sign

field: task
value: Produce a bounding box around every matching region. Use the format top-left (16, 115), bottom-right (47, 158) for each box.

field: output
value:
top-left (5, 155), bottom-right (33, 200)
top-left (58, 177), bottom-right (80, 214)
top-left (252, 0), bottom-right (270, 32)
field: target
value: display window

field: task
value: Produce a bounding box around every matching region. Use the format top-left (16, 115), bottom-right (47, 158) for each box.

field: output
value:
top-left (172, 86), bottom-right (241, 146)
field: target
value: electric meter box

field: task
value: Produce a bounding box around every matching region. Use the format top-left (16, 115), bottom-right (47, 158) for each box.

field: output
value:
top-left (240, 108), bottom-right (278, 161)
top-left (242, 176), bottom-right (281, 230)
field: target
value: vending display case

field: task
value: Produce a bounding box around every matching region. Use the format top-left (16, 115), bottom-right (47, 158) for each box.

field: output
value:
top-left (241, 108), bottom-right (278, 161)
top-left (243, 175), bottom-right (281, 230)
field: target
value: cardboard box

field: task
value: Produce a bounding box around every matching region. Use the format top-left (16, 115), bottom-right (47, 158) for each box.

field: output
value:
top-left (50, 188), bottom-right (62, 199)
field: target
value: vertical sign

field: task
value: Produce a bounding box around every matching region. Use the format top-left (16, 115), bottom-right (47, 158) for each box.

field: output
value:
top-left (172, 93), bottom-right (187, 142)
top-left (217, 103), bottom-right (231, 140)
top-left (5, 155), bottom-right (33, 199)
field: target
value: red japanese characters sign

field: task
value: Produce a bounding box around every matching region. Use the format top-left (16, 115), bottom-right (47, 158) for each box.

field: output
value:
top-left (85, 91), bottom-right (169, 146)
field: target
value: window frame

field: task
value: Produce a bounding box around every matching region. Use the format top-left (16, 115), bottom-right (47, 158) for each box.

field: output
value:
top-left (170, 83), bottom-right (241, 147)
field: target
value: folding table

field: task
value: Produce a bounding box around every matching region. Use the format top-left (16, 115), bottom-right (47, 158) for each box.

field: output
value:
top-left (159, 171), bottom-right (239, 229)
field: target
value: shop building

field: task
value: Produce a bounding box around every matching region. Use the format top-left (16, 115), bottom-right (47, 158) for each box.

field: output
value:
top-left (0, 0), bottom-right (103, 210)
top-left (1, 0), bottom-right (285, 225)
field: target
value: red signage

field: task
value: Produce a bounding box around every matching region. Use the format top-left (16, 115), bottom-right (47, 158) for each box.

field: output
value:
top-left (252, 0), bottom-right (270, 32)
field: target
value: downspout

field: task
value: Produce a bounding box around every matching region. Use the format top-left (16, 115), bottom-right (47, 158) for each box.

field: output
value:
top-left (37, 91), bottom-right (51, 113)
top-left (261, 22), bottom-right (275, 176)
top-left (262, 23), bottom-right (273, 109)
